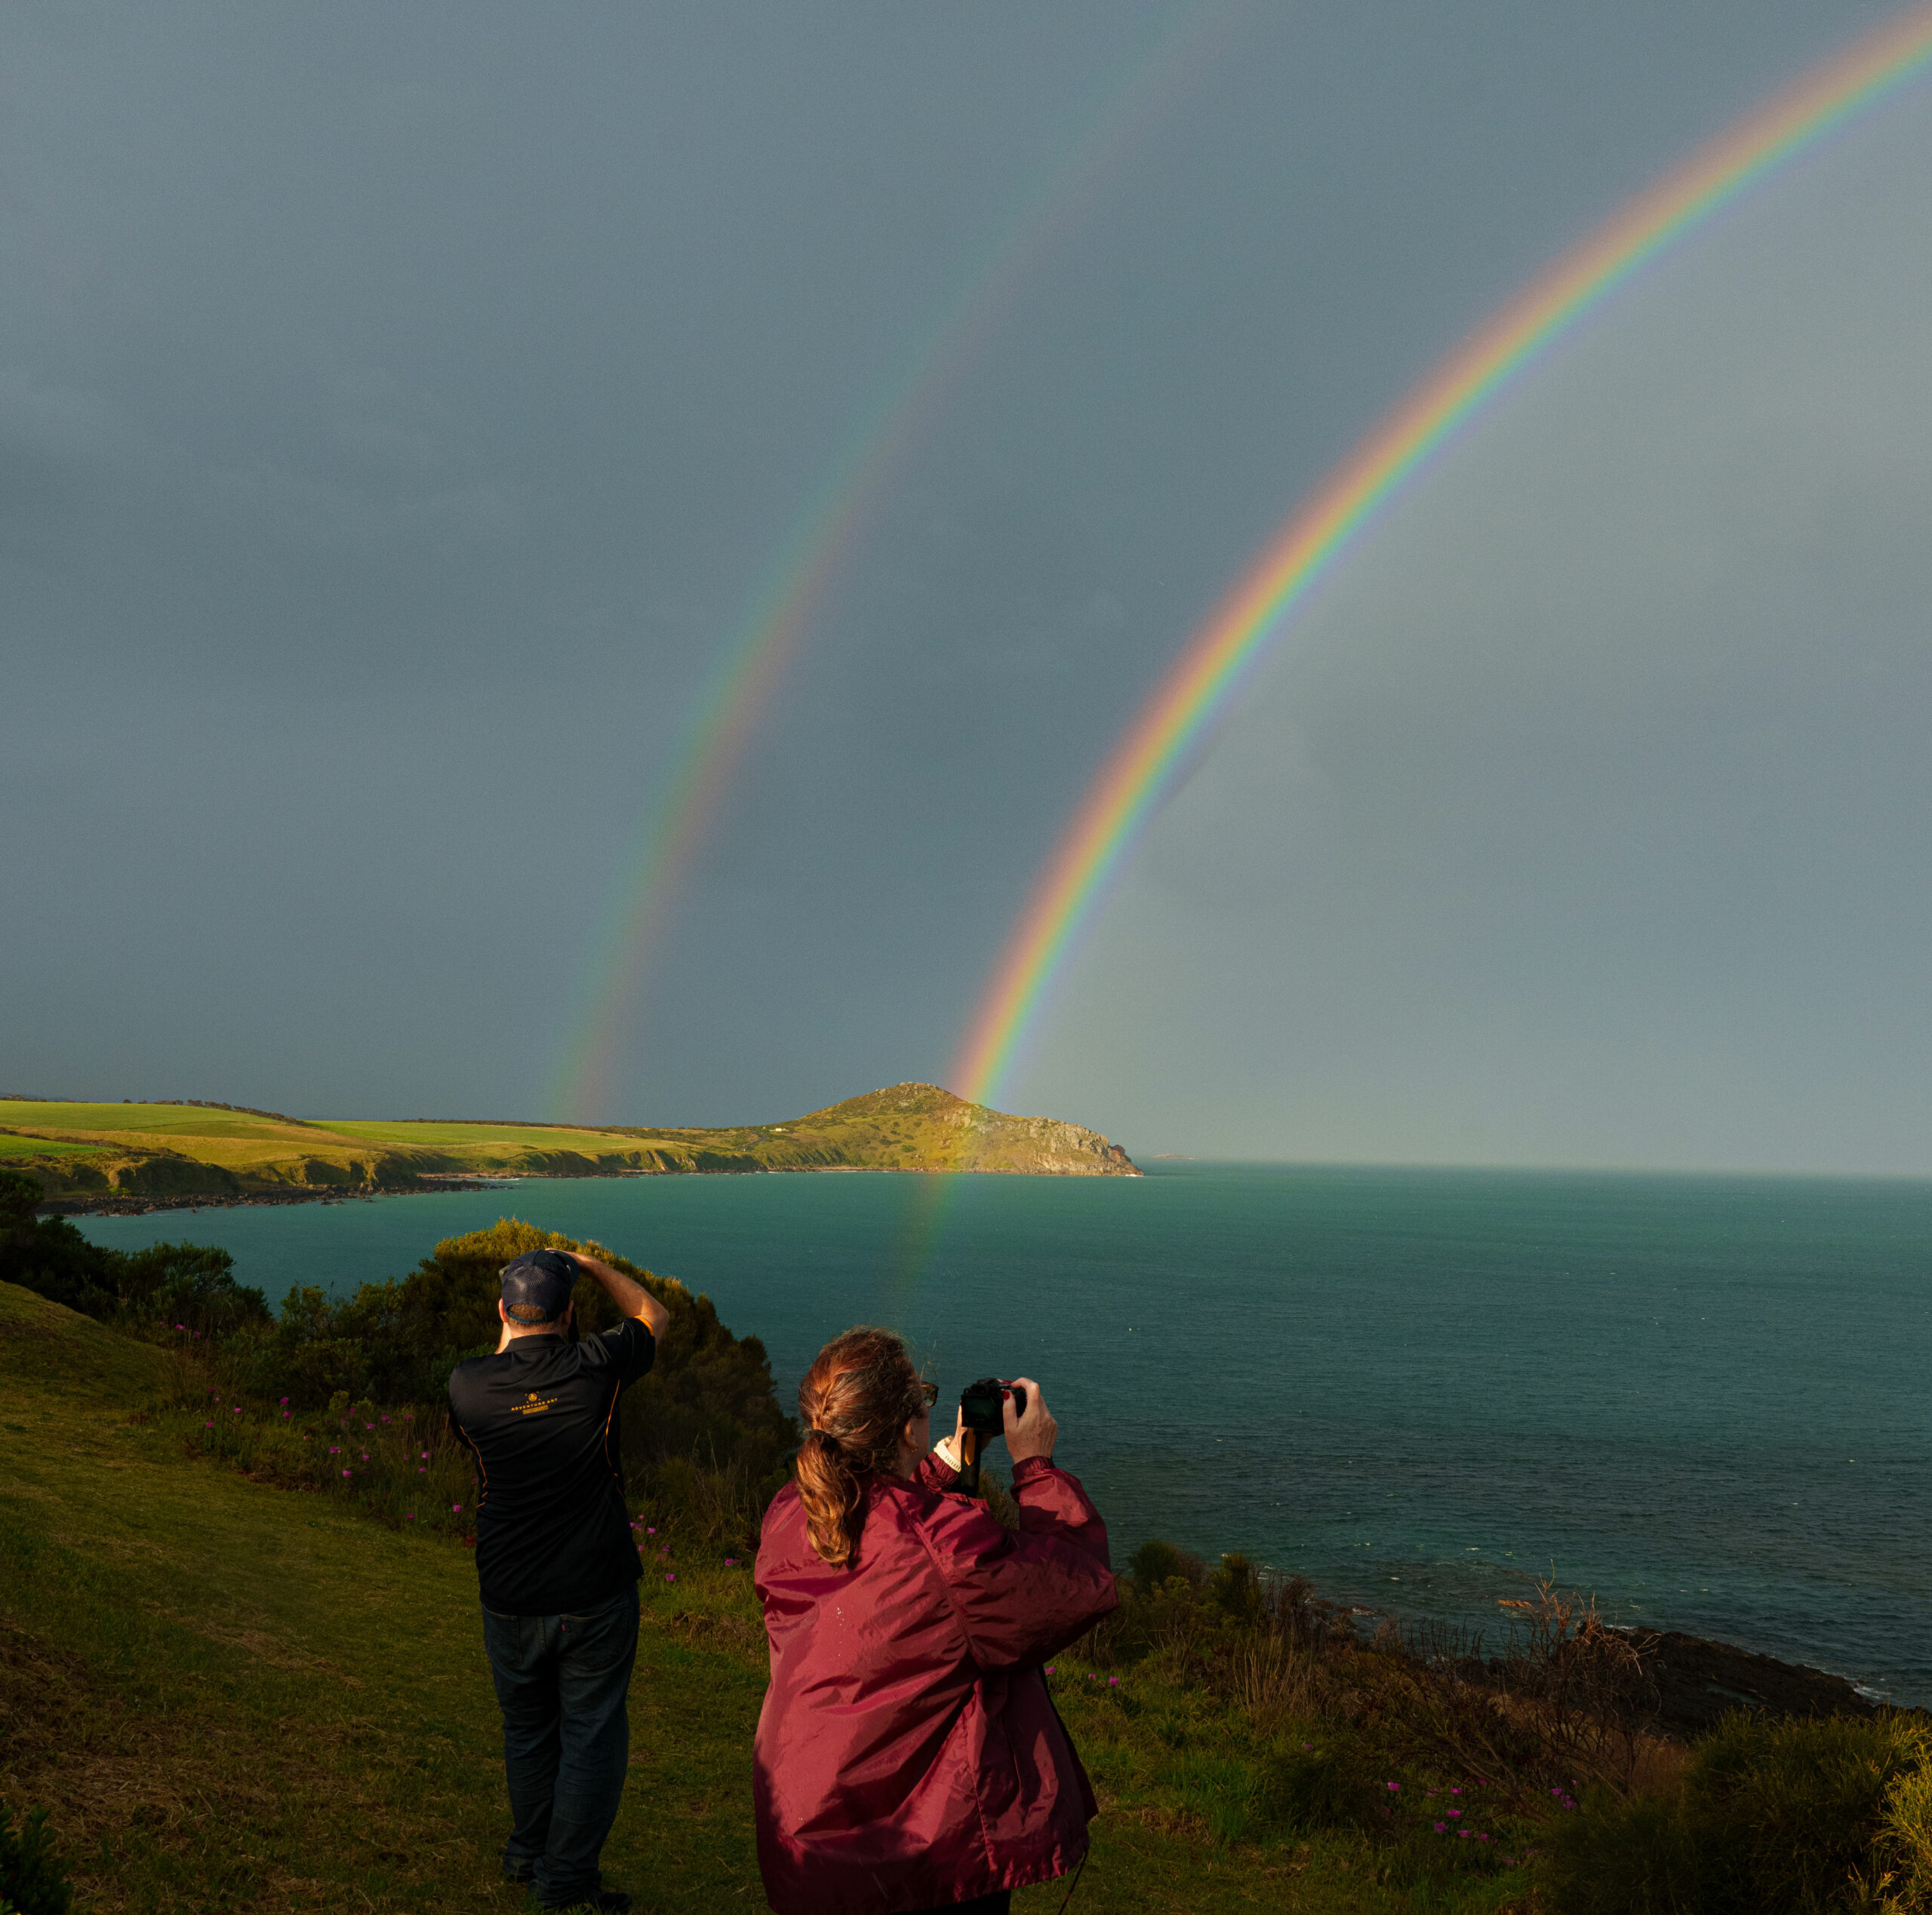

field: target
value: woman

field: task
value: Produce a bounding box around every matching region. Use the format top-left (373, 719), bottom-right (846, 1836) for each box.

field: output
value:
top-left (753, 1327), bottom-right (1116, 1915)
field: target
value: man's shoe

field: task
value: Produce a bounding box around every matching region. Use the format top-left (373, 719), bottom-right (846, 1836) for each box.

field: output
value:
top-left (540, 1895), bottom-right (629, 1913)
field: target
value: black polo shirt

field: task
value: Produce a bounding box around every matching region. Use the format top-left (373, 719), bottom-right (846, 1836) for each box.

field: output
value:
top-left (447, 1317), bottom-right (656, 1615)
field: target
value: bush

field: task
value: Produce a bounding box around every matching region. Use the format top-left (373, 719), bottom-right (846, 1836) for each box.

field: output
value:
top-left (1130, 1538), bottom-right (1205, 1591)
top-left (177, 1218), bottom-right (799, 1554)
top-left (117, 1240), bottom-right (269, 1339)
top-left (1257, 1735), bottom-right (1386, 1834)
top-left (254, 1219), bottom-right (796, 1477)
top-left (1541, 1711), bottom-right (1932, 1914)
top-left (1211, 1551), bottom-right (1265, 1624)
top-left (0, 1170), bottom-right (268, 1339)
top-left (1540, 1787), bottom-right (1703, 1914)
top-left (0, 1801), bottom-right (72, 1915)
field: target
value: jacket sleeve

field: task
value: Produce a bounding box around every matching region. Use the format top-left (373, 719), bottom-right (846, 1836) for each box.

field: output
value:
top-left (913, 1449), bottom-right (964, 1495)
top-left (1010, 1455), bottom-right (1111, 1567)
top-left (916, 1462), bottom-right (1117, 1672)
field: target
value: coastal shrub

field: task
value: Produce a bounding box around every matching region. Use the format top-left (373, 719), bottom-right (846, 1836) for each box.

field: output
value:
top-left (1540, 1711), bottom-right (1932, 1913)
top-left (0, 1171), bottom-right (113, 1318)
top-left (269, 1219), bottom-right (797, 1477)
top-left (0, 1171), bottom-right (267, 1336)
top-left (1211, 1551), bottom-right (1266, 1623)
top-left (0, 1801), bottom-right (72, 1915)
top-left (1131, 1537), bottom-right (1207, 1591)
top-left (0, 1214), bottom-right (118, 1321)
top-left (115, 1240), bottom-right (270, 1339)
top-left (1539, 1787), bottom-right (1702, 1913)
top-left (1257, 1733), bottom-right (1386, 1834)
top-left (0, 1170), bottom-right (38, 1247)
top-left (170, 1218), bottom-right (798, 1554)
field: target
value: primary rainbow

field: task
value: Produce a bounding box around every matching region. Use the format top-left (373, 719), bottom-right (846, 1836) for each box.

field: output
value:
top-left (546, 2), bottom-right (1248, 1124)
top-left (952, 4), bottom-right (1932, 1112)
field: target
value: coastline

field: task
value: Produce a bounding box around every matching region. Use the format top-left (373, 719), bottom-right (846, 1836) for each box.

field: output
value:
top-left (35, 1157), bottom-right (1131, 1218)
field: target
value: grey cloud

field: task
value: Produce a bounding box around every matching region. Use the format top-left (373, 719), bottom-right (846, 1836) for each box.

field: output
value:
top-left (5, 0), bottom-right (1915, 1133)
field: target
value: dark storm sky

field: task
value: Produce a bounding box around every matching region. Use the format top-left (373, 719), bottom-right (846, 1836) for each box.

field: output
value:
top-left (6, 2), bottom-right (1926, 1169)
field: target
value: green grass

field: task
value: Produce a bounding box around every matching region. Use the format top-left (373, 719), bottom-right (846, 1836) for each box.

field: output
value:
top-left (0, 1102), bottom-right (331, 1141)
top-left (0, 1277), bottom-right (1513, 1915)
top-left (0, 1131), bottom-right (108, 1158)
top-left (325, 1120), bottom-right (658, 1152)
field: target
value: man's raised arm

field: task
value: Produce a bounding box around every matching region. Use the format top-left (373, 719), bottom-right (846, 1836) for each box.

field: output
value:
top-left (563, 1250), bottom-right (671, 1341)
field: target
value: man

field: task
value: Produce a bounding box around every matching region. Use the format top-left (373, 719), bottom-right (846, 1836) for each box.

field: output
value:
top-left (448, 1245), bottom-right (670, 1913)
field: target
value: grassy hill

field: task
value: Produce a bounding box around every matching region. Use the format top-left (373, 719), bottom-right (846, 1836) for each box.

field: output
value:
top-left (0, 1277), bottom-right (1410, 1915)
top-left (8, 1269), bottom-right (1922, 1913)
top-left (2, 1083), bottom-right (1139, 1207)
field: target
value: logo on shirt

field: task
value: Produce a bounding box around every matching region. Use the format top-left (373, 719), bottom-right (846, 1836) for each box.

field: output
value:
top-left (510, 1391), bottom-right (559, 1417)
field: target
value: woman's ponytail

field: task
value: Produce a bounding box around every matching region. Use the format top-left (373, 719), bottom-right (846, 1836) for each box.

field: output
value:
top-left (795, 1427), bottom-right (863, 1569)
top-left (794, 1327), bottom-right (927, 1569)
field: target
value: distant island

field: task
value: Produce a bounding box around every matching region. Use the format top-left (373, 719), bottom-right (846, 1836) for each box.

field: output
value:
top-left (1, 1081), bottom-right (1140, 1212)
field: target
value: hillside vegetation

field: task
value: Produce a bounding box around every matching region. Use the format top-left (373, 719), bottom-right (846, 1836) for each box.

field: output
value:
top-left (5, 1225), bottom-right (1930, 1914)
top-left (0, 1271), bottom-right (1352, 1915)
top-left (2, 1082), bottom-right (1138, 1206)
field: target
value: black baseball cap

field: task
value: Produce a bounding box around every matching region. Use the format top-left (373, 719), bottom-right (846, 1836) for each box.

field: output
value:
top-left (500, 1249), bottom-right (578, 1325)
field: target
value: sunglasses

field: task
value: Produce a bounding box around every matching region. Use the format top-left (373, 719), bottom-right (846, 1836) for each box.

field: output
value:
top-left (915, 1380), bottom-right (940, 1410)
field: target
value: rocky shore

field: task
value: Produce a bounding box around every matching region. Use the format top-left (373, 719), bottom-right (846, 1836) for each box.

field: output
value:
top-left (1636, 1629), bottom-right (1883, 1737)
top-left (36, 1173), bottom-right (520, 1219)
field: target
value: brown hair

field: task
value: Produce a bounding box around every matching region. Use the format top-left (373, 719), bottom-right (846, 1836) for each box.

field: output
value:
top-left (795, 1326), bottom-right (927, 1569)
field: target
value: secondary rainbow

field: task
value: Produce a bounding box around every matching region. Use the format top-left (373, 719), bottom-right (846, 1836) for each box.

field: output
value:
top-left (546, 2), bottom-right (1249, 1124)
top-left (952, 4), bottom-right (1932, 1113)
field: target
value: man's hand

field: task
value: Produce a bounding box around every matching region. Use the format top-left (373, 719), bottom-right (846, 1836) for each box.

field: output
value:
top-left (561, 1250), bottom-right (671, 1340)
top-left (1004, 1377), bottom-right (1057, 1465)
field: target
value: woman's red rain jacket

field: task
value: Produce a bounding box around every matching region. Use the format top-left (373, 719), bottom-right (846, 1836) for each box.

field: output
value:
top-left (753, 1452), bottom-right (1118, 1915)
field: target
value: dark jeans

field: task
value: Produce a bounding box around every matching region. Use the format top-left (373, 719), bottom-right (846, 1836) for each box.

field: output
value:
top-left (481, 1583), bottom-right (640, 1908)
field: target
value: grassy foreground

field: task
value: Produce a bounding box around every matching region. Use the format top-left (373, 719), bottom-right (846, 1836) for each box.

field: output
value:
top-left (2, 1083), bottom-right (1137, 1204)
top-left (0, 1276), bottom-right (1451, 1915)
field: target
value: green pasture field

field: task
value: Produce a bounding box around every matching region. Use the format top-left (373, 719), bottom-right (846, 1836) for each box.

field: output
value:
top-left (0, 1102), bottom-right (377, 1177)
top-left (0, 1101), bottom-right (336, 1142)
top-left (325, 1118), bottom-right (653, 1154)
top-left (0, 1130), bottom-right (109, 1158)
top-left (0, 1280), bottom-right (1497, 1915)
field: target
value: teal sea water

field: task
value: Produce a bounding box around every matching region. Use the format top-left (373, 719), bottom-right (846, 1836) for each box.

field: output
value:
top-left (79, 1163), bottom-right (1932, 1704)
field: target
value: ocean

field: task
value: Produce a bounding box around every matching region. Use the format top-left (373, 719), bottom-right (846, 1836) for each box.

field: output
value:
top-left (78, 1162), bottom-right (1932, 1704)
